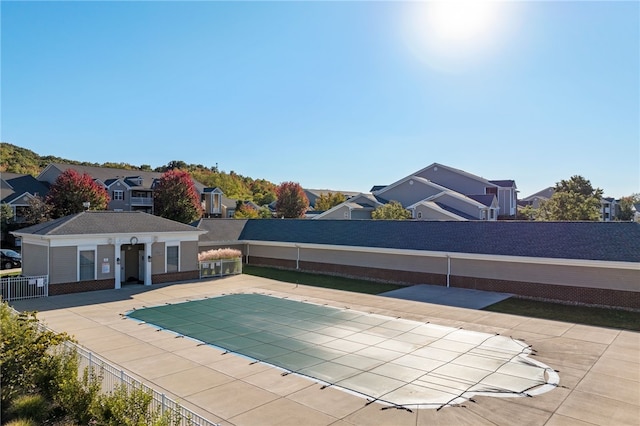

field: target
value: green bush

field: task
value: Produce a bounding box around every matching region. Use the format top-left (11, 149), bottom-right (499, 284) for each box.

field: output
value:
top-left (0, 301), bottom-right (74, 416)
top-left (0, 301), bottom-right (184, 425)
top-left (7, 394), bottom-right (49, 423)
top-left (55, 365), bottom-right (102, 424)
top-left (91, 384), bottom-right (181, 426)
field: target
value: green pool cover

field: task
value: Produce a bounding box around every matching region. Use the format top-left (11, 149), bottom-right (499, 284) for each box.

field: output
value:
top-left (127, 293), bottom-right (559, 409)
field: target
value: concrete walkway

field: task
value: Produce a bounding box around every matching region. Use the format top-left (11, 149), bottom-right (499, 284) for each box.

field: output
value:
top-left (380, 284), bottom-right (513, 309)
top-left (9, 275), bottom-right (640, 426)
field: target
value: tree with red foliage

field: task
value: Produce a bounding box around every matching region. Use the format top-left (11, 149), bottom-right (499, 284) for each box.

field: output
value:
top-left (275, 181), bottom-right (309, 218)
top-left (46, 169), bottom-right (110, 218)
top-left (153, 169), bottom-right (203, 223)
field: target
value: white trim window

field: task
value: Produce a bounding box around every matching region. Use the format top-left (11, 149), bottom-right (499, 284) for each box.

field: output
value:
top-left (79, 249), bottom-right (96, 281)
top-left (166, 245), bottom-right (179, 273)
top-left (112, 190), bottom-right (124, 200)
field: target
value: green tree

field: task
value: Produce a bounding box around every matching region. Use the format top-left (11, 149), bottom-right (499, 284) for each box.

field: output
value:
top-left (250, 179), bottom-right (277, 206)
top-left (1, 202), bottom-right (14, 224)
top-left (372, 201), bottom-right (412, 220)
top-left (314, 192), bottom-right (346, 211)
top-left (258, 206), bottom-right (273, 218)
top-left (153, 169), bottom-right (203, 223)
top-left (46, 169), bottom-right (110, 218)
top-left (537, 175), bottom-right (603, 221)
top-left (275, 182), bottom-right (309, 218)
top-left (518, 204), bottom-right (538, 221)
top-left (234, 202), bottom-right (259, 219)
top-left (617, 194), bottom-right (640, 221)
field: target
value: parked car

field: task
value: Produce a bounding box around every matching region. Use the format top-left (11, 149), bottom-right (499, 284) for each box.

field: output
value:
top-left (1, 249), bottom-right (21, 269)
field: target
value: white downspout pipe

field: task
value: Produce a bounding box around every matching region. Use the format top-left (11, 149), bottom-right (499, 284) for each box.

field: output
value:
top-left (296, 244), bottom-right (300, 270)
top-left (114, 241), bottom-right (121, 289)
top-left (144, 242), bottom-right (153, 286)
top-left (446, 254), bottom-right (451, 288)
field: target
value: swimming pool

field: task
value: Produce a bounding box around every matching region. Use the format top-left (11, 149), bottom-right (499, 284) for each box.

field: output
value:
top-left (127, 293), bottom-right (559, 409)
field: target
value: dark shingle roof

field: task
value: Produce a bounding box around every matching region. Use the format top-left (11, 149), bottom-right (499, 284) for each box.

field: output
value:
top-left (433, 202), bottom-right (477, 220)
top-left (489, 180), bottom-right (516, 187)
top-left (467, 194), bottom-right (495, 207)
top-left (13, 211), bottom-right (203, 236)
top-left (1, 173), bottom-right (50, 203)
top-left (235, 220), bottom-right (640, 262)
top-left (194, 218), bottom-right (248, 243)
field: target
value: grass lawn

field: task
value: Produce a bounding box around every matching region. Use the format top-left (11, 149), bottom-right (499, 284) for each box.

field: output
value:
top-left (484, 298), bottom-right (640, 331)
top-left (243, 265), bottom-right (404, 295)
top-left (243, 265), bottom-right (640, 331)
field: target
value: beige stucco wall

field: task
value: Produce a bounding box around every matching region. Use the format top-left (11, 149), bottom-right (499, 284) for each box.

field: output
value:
top-left (301, 248), bottom-right (447, 274)
top-left (97, 244), bottom-right (115, 280)
top-left (246, 242), bottom-right (639, 294)
top-left (151, 242), bottom-right (165, 274)
top-left (180, 241), bottom-right (199, 271)
top-left (21, 243), bottom-right (48, 276)
top-left (452, 258), bottom-right (639, 292)
top-left (50, 246), bottom-right (77, 284)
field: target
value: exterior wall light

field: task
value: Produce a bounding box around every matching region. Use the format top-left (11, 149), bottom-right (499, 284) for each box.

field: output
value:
top-left (116, 258), bottom-right (120, 265)
top-left (147, 255), bottom-right (152, 262)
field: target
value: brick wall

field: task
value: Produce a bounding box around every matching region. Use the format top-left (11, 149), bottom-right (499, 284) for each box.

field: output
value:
top-left (152, 270), bottom-right (199, 284)
top-left (49, 279), bottom-right (114, 296)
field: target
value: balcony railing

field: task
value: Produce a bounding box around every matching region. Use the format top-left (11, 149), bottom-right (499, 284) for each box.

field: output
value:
top-left (131, 197), bottom-right (153, 206)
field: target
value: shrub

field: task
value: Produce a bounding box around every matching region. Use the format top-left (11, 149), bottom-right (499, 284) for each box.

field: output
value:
top-left (55, 365), bottom-right (102, 424)
top-left (7, 394), bottom-right (48, 423)
top-left (0, 301), bottom-right (74, 414)
top-left (91, 384), bottom-right (180, 426)
top-left (198, 248), bottom-right (241, 261)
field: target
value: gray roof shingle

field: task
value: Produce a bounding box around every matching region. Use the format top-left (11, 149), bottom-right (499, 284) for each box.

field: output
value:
top-left (234, 220), bottom-right (640, 262)
top-left (1, 173), bottom-right (50, 203)
top-left (194, 218), bottom-right (248, 243)
top-left (14, 211), bottom-right (203, 236)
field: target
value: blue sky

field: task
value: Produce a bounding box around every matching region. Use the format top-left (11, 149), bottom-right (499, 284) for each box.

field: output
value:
top-left (2, 1), bottom-right (638, 198)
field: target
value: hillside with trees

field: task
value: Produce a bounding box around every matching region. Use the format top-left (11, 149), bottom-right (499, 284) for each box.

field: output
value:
top-left (0, 142), bottom-right (276, 205)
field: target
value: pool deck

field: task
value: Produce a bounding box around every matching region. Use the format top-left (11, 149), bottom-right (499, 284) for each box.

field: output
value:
top-left (9, 275), bottom-right (640, 426)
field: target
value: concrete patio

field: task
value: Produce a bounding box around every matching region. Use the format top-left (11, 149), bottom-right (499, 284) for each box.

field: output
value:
top-left (9, 275), bottom-right (640, 426)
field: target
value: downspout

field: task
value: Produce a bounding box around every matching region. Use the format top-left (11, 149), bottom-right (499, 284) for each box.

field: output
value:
top-left (246, 243), bottom-right (249, 265)
top-left (446, 254), bottom-right (451, 288)
top-left (114, 241), bottom-right (121, 290)
top-left (46, 240), bottom-right (50, 297)
top-left (296, 244), bottom-right (300, 270)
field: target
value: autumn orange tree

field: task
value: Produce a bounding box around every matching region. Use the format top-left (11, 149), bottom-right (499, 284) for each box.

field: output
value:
top-left (153, 169), bottom-right (203, 223)
top-left (275, 182), bottom-right (309, 218)
top-left (46, 169), bottom-right (109, 218)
